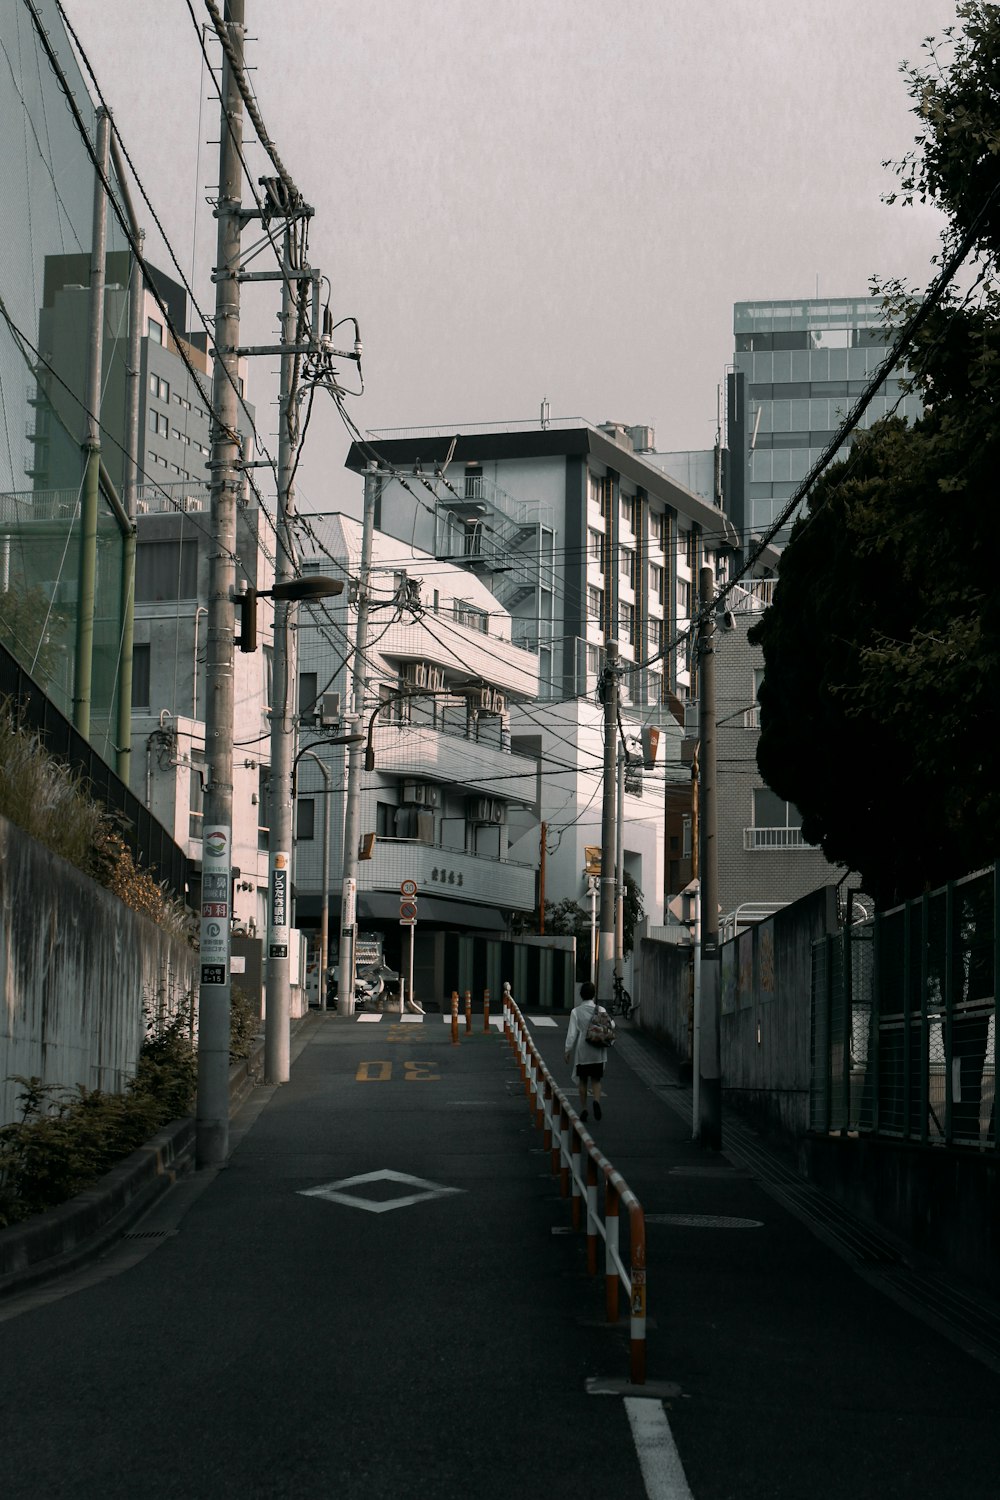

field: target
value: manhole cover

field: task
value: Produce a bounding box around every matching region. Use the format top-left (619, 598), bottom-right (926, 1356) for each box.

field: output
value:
top-left (645, 1213), bottom-right (763, 1229)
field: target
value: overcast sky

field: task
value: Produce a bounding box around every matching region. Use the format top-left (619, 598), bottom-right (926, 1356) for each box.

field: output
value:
top-left (68, 0), bottom-right (959, 517)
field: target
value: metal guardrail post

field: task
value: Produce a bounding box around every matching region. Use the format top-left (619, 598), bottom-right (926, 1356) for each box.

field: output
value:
top-left (483, 987), bottom-right (490, 1032)
top-left (451, 990), bottom-right (459, 1046)
top-left (605, 1178), bottom-right (620, 1323)
top-left (586, 1154), bottom-right (599, 1275)
top-left (628, 1200), bottom-right (647, 1385)
top-left (464, 988), bottom-right (472, 1034)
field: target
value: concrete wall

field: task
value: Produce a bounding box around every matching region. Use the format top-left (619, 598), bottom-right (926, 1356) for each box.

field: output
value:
top-left (720, 885), bottom-right (838, 1139)
top-left (634, 931), bottom-right (693, 1064)
top-left (0, 816), bottom-right (197, 1126)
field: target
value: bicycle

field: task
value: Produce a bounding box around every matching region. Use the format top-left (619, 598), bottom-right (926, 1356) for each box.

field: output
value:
top-left (610, 971), bottom-right (633, 1021)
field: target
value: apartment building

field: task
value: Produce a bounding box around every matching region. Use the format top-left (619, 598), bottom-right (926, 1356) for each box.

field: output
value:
top-left (343, 419), bottom-right (733, 925)
top-left (293, 514), bottom-right (541, 999)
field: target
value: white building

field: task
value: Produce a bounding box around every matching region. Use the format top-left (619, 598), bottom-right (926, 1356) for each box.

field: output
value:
top-left (345, 418), bottom-right (734, 926)
top-left (293, 514), bottom-right (541, 1000)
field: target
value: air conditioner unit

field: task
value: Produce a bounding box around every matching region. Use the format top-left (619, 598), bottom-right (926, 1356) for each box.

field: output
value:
top-left (402, 779), bottom-right (426, 804)
top-left (135, 500), bottom-right (150, 515)
top-left (490, 800), bottom-right (505, 824)
top-left (468, 796), bottom-right (492, 823)
top-left (318, 692), bottom-right (341, 727)
top-left (182, 495), bottom-right (203, 512)
top-left (423, 784), bottom-right (440, 808)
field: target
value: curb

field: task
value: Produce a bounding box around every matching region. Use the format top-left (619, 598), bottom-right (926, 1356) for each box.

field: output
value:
top-left (0, 1029), bottom-right (274, 1301)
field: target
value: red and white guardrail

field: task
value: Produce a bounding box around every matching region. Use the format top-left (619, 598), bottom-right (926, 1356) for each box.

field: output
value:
top-left (502, 988), bottom-right (647, 1385)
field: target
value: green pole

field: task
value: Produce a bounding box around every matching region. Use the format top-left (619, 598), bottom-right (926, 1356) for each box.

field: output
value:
top-left (73, 446), bottom-right (100, 740)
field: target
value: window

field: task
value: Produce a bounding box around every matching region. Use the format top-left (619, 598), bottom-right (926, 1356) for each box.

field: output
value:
top-left (296, 798), bottom-right (315, 841)
top-left (620, 494), bottom-right (635, 532)
top-left (649, 511), bottom-right (664, 546)
top-left (619, 600), bottom-right (635, 644)
top-left (148, 411), bottom-right (169, 437)
top-left (148, 374), bottom-right (169, 401)
top-left (588, 528), bottom-right (603, 566)
top-left (258, 765), bottom-right (270, 851)
top-left (648, 618), bottom-right (663, 657)
top-left (649, 563), bottom-right (665, 605)
top-left (587, 470), bottom-right (603, 509)
top-left (136, 539), bottom-right (199, 601)
top-left (263, 645), bottom-right (274, 711)
top-left (147, 317), bottom-right (163, 343)
top-left (376, 801), bottom-right (395, 837)
top-left (189, 756), bottom-right (205, 841)
top-left (676, 578), bottom-right (692, 618)
top-left (645, 669), bottom-right (662, 705)
top-left (463, 465), bottom-right (483, 499)
top-left (131, 643), bottom-right (150, 708)
top-left (753, 788), bottom-right (802, 828)
top-left (684, 528), bottom-right (699, 570)
top-left (746, 667), bottom-right (766, 728)
top-left (620, 546), bottom-right (635, 586)
top-left (587, 584), bottom-right (603, 624)
top-left (454, 599), bottom-right (488, 634)
top-left (298, 671), bottom-right (318, 724)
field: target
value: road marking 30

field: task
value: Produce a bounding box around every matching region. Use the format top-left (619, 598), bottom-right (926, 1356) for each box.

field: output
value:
top-left (355, 1060), bottom-right (440, 1082)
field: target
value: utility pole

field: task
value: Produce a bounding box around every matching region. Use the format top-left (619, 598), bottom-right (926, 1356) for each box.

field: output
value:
top-left (264, 226), bottom-right (301, 1084)
top-left (597, 642), bottom-right (619, 1007)
top-left (696, 564), bottom-right (721, 1148)
top-left (615, 746), bottom-right (625, 974)
top-left (197, 0), bottom-right (245, 1169)
top-left (74, 106), bottom-right (110, 742)
top-left (538, 821), bottom-right (547, 934)
top-left (117, 221), bottom-right (144, 786)
top-left (337, 462), bottom-right (377, 1014)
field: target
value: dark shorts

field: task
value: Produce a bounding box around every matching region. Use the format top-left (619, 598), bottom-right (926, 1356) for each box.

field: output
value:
top-left (576, 1062), bottom-right (604, 1081)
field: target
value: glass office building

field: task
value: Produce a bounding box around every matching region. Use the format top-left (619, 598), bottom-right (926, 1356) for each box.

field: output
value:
top-left (726, 298), bottom-right (922, 546)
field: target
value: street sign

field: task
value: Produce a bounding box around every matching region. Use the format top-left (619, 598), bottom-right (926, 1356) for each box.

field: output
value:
top-left (584, 845), bottom-right (601, 875)
top-left (400, 879), bottom-right (418, 897)
top-left (399, 899), bottom-right (418, 922)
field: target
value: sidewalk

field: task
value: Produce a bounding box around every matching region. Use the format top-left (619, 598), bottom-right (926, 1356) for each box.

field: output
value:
top-left (0, 1006), bottom-right (998, 1499)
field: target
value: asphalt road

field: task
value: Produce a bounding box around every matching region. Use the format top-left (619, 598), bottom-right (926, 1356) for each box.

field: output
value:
top-left (2, 1010), bottom-right (998, 1499)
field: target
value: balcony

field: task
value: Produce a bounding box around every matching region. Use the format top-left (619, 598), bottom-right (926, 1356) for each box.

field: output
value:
top-left (358, 838), bottom-right (535, 910)
top-left (376, 618), bottom-right (538, 697)
top-left (368, 722), bottom-right (537, 802)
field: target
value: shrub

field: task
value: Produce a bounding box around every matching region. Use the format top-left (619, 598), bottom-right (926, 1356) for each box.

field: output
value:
top-left (229, 984), bottom-right (260, 1062)
top-left (0, 1007), bottom-right (197, 1230)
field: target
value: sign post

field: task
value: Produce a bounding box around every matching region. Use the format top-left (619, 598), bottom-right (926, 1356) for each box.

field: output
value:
top-left (400, 881), bottom-right (418, 1012)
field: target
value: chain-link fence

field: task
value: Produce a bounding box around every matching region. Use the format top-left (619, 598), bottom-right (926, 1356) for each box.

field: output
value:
top-left (812, 868), bottom-right (997, 1150)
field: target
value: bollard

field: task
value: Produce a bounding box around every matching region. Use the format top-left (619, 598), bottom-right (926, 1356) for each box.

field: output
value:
top-left (464, 988), bottom-right (472, 1034)
top-left (483, 987), bottom-right (490, 1032)
top-left (629, 1202), bottom-right (647, 1385)
top-left (559, 1104), bottom-right (570, 1198)
top-left (542, 1078), bottom-right (553, 1154)
top-left (451, 990), bottom-right (459, 1046)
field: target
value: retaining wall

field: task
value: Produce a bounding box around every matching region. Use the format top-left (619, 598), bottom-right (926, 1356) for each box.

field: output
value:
top-left (0, 815), bottom-right (197, 1126)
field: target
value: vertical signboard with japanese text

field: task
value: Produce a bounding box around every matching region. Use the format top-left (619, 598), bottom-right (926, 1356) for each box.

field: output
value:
top-left (269, 850), bottom-right (290, 959)
top-left (200, 824), bottom-right (231, 987)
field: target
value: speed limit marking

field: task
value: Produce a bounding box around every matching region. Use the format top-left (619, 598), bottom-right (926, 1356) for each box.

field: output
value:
top-left (400, 879), bottom-right (418, 897)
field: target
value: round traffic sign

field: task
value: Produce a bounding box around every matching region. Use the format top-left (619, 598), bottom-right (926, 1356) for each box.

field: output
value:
top-left (400, 900), bottom-right (418, 921)
top-left (400, 879), bottom-right (418, 897)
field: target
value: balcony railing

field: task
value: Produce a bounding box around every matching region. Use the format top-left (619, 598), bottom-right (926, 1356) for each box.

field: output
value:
top-left (369, 722), bottom-right (537, 801)
top-left (743, 827), bottom-right (807, 850)
top-left (376, 619), bottom-right (539, 696)
top-left (358, 838), bottom-right (535, 910)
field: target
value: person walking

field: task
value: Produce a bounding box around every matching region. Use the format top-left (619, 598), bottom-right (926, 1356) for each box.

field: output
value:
top-left (564, 980), bottom-right (614, 1122)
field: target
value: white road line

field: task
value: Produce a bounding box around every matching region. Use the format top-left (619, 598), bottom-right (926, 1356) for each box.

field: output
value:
top-left (624, 1397), bottom-right (694, 1500)
top-left (356, 1014), bottom-right (383, 1023)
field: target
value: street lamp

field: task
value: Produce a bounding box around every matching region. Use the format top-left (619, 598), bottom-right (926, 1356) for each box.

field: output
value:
top-left (261, 572), bottom-right (345, 1086)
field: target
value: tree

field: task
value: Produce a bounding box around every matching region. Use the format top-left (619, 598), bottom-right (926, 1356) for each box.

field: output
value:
top-left (749, 6), bottom-right (1000, 908)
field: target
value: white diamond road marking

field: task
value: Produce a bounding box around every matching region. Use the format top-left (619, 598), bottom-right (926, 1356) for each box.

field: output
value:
top-left (356, 1013), bottom-right (383, 1023)
top-left (298, 1168), bottom-right (465, 1215)
top-left (399, 1014), bottom-right (423, 1023)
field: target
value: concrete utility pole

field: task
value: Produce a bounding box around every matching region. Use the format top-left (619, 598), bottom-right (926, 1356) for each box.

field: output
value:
top-left (197, 0), bottom-right (245, 1169)
top-left (337, 462), bottom-right (378, 1014)
top-left (74, 106), bottom-right (110, 742)
top-left (264, 228), bottom-right (301, 1085)
top-left (596, 642), bottom-right (620, 1006)
top-left (696, 564), bottom-right (721, 1148)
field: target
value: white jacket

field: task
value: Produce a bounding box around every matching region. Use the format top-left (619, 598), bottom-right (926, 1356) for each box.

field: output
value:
top-left (565, 999), bottom-right (614, 1067)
